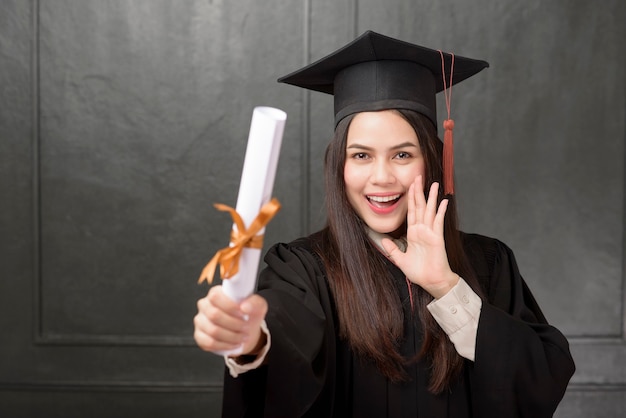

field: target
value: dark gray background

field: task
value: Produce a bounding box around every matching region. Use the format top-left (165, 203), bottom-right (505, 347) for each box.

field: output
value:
top-left (1, 0), bottom-right (624, 416)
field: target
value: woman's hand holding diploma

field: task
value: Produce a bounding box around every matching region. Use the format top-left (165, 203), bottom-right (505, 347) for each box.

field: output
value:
top-left (194, 286), bottom-right (268, 356)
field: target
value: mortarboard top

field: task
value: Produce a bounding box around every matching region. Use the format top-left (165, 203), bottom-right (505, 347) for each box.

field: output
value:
top-left (278, 30), bottom-right (490, 196)
top-left (278, 30), bottom-right (489, 128)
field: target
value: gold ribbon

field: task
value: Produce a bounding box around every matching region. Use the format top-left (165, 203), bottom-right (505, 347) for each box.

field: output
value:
top-left (198, 198), bottom-right (281, 284)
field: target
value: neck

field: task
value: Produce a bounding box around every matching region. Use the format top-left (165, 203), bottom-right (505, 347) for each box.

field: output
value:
top-left (366, 228), bottom-right (407, 256)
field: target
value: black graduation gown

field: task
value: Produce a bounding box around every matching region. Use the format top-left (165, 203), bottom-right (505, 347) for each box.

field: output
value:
top-left (222, 232), bottom-right (575, 418)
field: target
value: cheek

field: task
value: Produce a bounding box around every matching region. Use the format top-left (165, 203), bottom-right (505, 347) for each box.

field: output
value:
top-left (343, 163), bottom-right (359, 190)
top-left (397, 163), bottom-right (425, 185)
top-left (343, 164), bottom-right (365, 208)
top-left (414, 160), bottom-right (426, 179)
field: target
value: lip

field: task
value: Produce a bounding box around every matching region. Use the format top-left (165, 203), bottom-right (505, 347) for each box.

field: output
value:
top-left (365, 193), bottom-right (403, 215)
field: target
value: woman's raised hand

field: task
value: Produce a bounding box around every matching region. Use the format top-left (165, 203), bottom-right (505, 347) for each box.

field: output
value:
top-left (381, 175), bottom-right (459, 299)
top-left (194, 285), bottom-right (268, 356)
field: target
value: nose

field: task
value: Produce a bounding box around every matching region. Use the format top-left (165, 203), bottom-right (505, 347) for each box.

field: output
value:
top-left (371, 159), bottom-right (395, 185)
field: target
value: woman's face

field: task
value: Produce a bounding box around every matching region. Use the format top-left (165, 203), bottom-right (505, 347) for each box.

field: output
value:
top-left (344, 110), bottom-right (425, 235)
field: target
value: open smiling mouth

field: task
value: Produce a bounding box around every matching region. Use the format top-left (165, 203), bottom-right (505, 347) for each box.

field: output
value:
top-left (366, 194), bottom-right (402, 208)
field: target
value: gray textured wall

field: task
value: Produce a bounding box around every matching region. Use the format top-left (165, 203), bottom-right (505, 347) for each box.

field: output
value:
top-left (0, 0), bottom-right (624, 416)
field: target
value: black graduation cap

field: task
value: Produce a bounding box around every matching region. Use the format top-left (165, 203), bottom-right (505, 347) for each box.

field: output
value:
top-left (278, 30), bottom-right (489, 128)
top-left (278, 30), bottom-right (489, 195)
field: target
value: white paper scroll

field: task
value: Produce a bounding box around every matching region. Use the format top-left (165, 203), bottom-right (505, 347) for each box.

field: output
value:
top-left (221, 106), bottom-right (286, 303)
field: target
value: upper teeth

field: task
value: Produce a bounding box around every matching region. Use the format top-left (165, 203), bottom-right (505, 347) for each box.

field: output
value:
top-left (368, 194), bottom-right (400, 203)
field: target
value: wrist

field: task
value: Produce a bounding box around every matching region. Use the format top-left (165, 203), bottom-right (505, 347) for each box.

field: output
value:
top-left (430, 272), bottom-right (460, 299)
top-left (245, 327), bottom-right (267, 356)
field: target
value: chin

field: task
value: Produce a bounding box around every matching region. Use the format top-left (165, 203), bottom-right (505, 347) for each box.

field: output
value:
top-left (369, 221), bottom-right (406, 237)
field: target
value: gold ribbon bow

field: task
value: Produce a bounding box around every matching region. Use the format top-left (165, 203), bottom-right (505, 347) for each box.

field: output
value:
top-left (198, 198), bottom-right (281, 284)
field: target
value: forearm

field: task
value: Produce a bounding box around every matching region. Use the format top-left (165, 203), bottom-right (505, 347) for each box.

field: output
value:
top-left (427, 277), bottom-right (482, 361)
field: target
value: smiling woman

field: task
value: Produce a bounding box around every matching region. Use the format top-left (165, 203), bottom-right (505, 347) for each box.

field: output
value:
top-left (193, 30), bottom-right (575, 417)
top-left (343, 110), bottom-right (425, 235)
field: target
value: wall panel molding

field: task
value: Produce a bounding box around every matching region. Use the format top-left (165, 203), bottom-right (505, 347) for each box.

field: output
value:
top-left (1, 1), bottom-right (624, 417)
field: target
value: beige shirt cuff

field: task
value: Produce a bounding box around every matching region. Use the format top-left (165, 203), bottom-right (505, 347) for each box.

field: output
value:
top-left (427, 277), bottom-right (482, 361)
top-left (224, 320), bottom-right (271, 378)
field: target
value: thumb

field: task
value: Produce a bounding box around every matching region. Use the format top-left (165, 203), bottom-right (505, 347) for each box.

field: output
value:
top-left (240, 294), bottom-right (268, 321)
top-left (239, 295), bottom-right (268, 356)
top-left (381, 238), bottom-right (402, 263)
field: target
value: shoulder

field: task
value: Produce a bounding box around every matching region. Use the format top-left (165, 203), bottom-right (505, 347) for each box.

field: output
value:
top-left (284, 229), bottom-right (325, 252)
top-left (460, 232), bottom-right (521, 304)
top-left (461, 232), bottom-right (517, 270)
top-left (264, 230), bottom-right (325, 266)
top-left (260, 231), bottom-right (327, 287)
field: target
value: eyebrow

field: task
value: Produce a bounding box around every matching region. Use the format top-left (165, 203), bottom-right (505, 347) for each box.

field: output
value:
top-left (346, 141), bottom-right (419, 150)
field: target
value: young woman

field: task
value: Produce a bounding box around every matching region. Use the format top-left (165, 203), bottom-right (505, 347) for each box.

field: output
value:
top-left (194, 31), bottom-right (575, 417)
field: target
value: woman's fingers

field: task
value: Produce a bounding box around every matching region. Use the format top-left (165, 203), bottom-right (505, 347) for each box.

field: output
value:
top-left (193, 310), bottom-right (246, 352)
top-left (410, 178), bottom-right (440, 228)
top-left (434, 198), bottom-right (448, 236)
top-left (407, 181), bottom-right (416, 226)
top-left (194, 286), bottom-right (251, 352)
top-left (423, 182), bottom-right (440, 226)
top-left (409, 175), bottom-right (426, 227)
top-left (193, 286), bottom-right (269, 355)
top-left (207, 285), bottom-right (243, 316)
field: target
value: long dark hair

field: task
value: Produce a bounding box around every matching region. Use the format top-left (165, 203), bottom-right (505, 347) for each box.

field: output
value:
top-left (313, 109), bottom-right (483, 393)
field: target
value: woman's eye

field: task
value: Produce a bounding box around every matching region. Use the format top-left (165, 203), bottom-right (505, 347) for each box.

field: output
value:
top-left (395, 151), bottom-right (411, 159)
top-left (352, 152), bottom-right (369, 160)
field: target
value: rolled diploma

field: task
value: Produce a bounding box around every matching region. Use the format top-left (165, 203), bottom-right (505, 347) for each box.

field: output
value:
top-left (221, 106), bottom-right (286, 303)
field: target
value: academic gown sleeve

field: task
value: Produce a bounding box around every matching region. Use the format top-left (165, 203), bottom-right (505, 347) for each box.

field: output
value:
top-left (465, 235), bottom-right (576, 418)
top-left (221, 238), bottom-right (337, 418)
